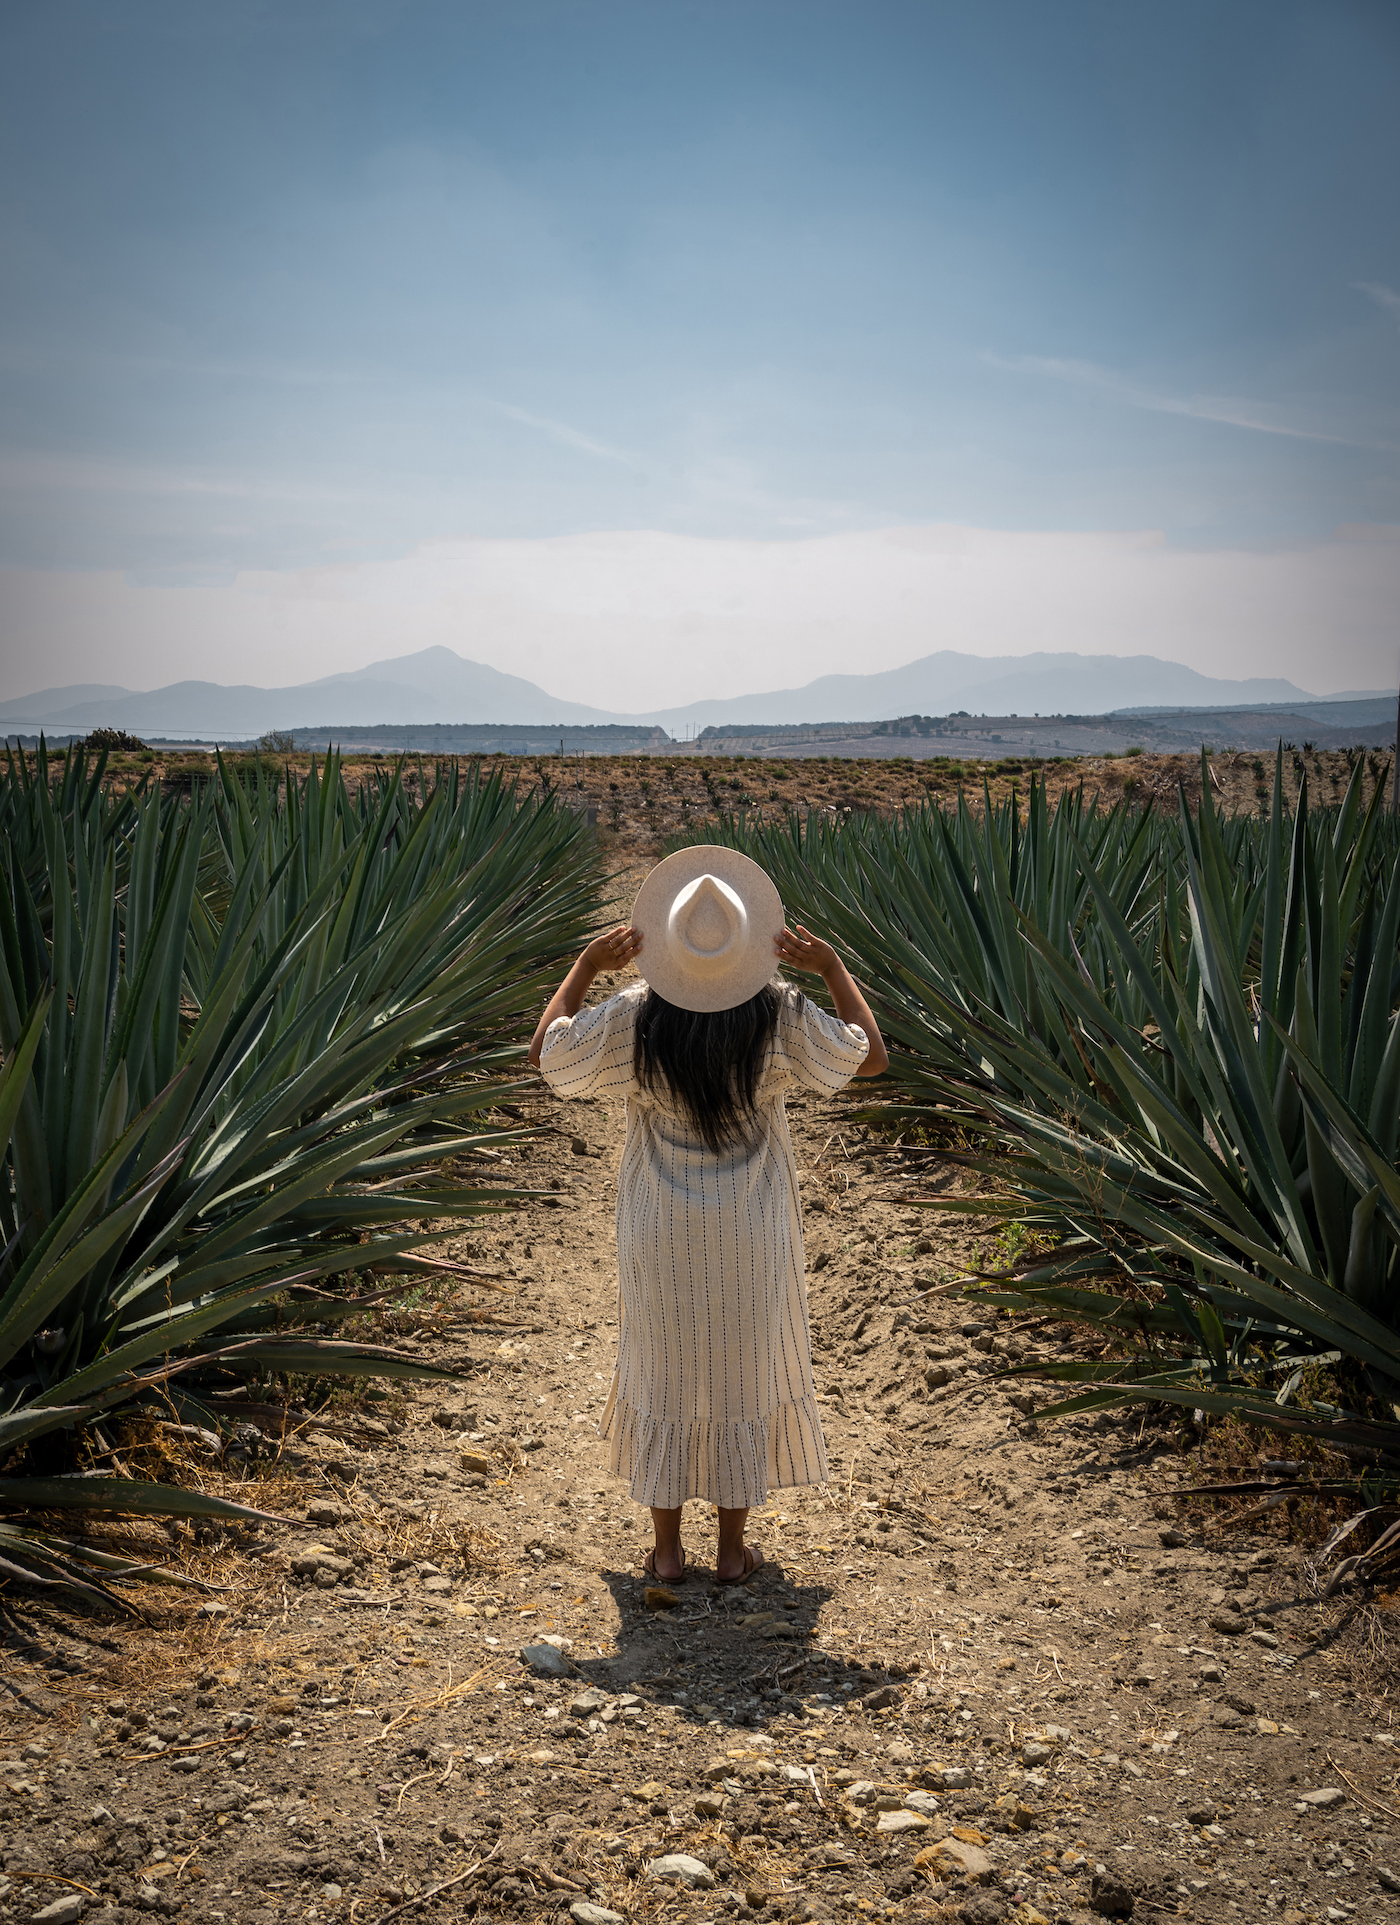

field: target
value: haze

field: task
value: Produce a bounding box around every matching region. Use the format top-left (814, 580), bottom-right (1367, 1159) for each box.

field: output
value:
top-left (2, 2), bottom-right (1398, 707)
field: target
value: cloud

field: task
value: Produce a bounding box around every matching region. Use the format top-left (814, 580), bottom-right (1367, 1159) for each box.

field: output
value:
top-left (485, 401), bottom-right (650, 474)
top-left (989, 352), bottom-right (1388, 449)
top-left (1355, 281), bottom-right (1400, 329)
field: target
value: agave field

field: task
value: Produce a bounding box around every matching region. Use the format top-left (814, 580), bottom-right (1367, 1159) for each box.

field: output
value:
top-left (0, 740), bottom-right (601, 1604)
top-left (689, 754), bottom-right (1400, 1550)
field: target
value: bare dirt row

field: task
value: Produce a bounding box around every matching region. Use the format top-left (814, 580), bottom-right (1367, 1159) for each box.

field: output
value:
top-left (3, 1051), bottom-right (1398, 1925)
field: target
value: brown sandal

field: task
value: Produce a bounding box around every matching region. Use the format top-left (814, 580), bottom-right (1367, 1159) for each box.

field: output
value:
top-left (643, 1545), bottom-right (688, 1583)
top-left (714, 1545), bottom-right (763, 1586)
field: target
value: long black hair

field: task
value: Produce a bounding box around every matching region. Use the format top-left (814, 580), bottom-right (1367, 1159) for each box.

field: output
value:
top-left (634, 984), bottom-right (782, 1154)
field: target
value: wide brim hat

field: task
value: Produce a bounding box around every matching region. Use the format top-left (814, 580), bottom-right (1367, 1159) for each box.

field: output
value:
top-left (631, 846), bottom-right (784, 1013)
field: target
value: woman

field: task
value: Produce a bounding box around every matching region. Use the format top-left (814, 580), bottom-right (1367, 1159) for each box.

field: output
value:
top-left (528, 847), bottom-right (887, 1585)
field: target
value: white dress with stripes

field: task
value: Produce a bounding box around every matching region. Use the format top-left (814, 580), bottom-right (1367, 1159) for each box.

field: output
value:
top-left (539, 982), bottom-right (868, 1509)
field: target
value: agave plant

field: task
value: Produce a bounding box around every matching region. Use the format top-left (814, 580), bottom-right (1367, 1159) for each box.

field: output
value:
top-left (0, 744), bottom-right (601, 1601)
top-left (685, 755), bottom-right (1400, 1471)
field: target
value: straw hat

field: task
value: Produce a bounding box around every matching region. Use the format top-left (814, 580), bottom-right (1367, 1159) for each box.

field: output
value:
top-left (631, 846), bottom-right (784, 1013)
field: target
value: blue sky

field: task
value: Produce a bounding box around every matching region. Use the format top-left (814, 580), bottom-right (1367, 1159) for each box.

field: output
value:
top-left (2, 0), bottom-right (1398, 699)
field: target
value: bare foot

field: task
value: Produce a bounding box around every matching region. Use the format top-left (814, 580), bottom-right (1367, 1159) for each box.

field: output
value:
top-left (714, 1544), bottom-right (763, 1585)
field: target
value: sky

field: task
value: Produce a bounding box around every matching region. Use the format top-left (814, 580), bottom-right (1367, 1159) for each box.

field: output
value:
top-left (2, 0), bottom-right (1399, 704)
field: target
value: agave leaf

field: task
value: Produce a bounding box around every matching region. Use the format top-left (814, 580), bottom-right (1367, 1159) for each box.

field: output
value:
top-left (0, 1476), bottom-right (293, 1523)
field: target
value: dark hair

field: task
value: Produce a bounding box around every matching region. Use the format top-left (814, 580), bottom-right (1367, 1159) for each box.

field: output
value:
top-left (634, 984), bottom-right (782, 1154)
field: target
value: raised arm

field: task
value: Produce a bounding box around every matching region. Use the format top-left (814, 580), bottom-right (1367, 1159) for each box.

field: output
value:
top-left (527, 925), bottom-right (643, 1068)
top-left (773, 924), bottom-right (889, 1077)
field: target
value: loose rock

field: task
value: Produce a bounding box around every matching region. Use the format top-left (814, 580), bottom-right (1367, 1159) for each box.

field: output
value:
top-left (915, 1838), bottom-right (992, 1882)
top-left (876, 1809), bottom-right (931, 1835)
top-left (644, 1853), bottom-right (716, 1889)
top-left (520, 1642), bottom-right (573, 1678)
top-left (30, 1900), bottom-right (87, 1925)
top-left (1089, 1868), bottom-right (1135, 1916)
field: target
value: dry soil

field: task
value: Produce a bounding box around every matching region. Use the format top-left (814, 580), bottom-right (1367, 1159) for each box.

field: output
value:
top-left (4, 1027), bottom-right (1400, 1925)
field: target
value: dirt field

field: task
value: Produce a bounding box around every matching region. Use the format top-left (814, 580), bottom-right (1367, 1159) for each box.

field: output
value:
top-left (5, 974), bottom-right (1400, 1925)
top-left (72, 743), bottom-right (1398, 868)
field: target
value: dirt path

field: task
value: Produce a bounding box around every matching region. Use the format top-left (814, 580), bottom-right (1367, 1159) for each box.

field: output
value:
top-left (3, 1042), bottom-right (1399, 1925)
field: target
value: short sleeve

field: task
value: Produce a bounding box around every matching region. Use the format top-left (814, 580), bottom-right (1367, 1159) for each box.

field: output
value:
top-left (767, 989), bottom-right (869, 1095)
top-left (538, 985), bottom-right (642, 1100)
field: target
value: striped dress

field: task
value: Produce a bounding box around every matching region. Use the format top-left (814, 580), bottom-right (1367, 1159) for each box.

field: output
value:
top-left (539, 981), bottom-right (868, 1509)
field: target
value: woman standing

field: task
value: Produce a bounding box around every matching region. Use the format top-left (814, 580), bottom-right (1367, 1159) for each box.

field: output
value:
top-left (529, 848), bottom-right (886, 1585)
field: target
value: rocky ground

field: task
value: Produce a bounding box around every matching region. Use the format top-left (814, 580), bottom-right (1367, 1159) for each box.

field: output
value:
top-left (4, 1007), bottom-right (1400, 1925)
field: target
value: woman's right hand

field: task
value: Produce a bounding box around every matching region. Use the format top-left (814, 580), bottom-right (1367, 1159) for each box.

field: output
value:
top-left (583, 924), bottom-right (643, 973)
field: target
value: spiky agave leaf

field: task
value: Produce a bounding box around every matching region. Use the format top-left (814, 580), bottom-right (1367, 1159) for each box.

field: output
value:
top-left (690, 752), bottom-right (1400, 1470)
top-left (0, 743), bottom-right (601, 1594)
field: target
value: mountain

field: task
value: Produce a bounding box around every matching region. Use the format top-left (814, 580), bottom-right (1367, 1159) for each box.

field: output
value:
top-left (0, 645), bottom-right (1325, 740)
top-left (637, 652), bottom-right (1318, 732)
top-left (0, 648), bottom-right (612, 736)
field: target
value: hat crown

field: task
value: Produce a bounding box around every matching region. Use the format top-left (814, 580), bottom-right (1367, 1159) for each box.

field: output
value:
top-left (631, 845), bottom-right (781, 1013)
top-left (668, 873), bottom-right (747, 969)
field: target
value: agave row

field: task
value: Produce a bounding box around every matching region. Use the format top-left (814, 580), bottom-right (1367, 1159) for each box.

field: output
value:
top-left (0, 745), bottom-right (601, 1603)
top-left (687, 756), bottom-right (1400, 1465)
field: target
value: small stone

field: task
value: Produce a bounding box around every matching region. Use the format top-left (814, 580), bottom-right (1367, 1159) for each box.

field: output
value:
top-left (862, 1683), bottom-right (900, 1710)
top-left (1159, 1528), bottom-right (1186, 1548)
top-left (644, 1586), bottom-right (680, 1610)
top-left (1250, 1630), bottom-right (1279, 1648)
top-left (845, 1780), bottom-right (879, 1805)
top-left (1378, 1867), bottom-right (1400, 1893)
top-left (702, 1757), bottom-right (732, 1782)
top-left (422, 1576), bottom-right (453, 1595)
top-left (459, 1451), bottom-right (491, 1474)
top-left (520, 1642), bottom-right (573, 1678)
top-left (940, 1765), bottom-right (972, 1789)
top-left (780, 1763), bottom-right (812, 1786)
top-left (306, 1501), bottom-right (345, 1524)
top-left (1298, 1786), bottom-right (1345, 1808)
top-left (1088, 1869), bottom-right (1135, 1917)
top-left (633, 1780), bottom-right (667, 1802)
top-left (914, 1837), bottom-right (992, 1882)
top-left (1208, 1611), bottom-right (1247, 1636)
top-left (876, 1809), bottom-right (931, 1835)
top-left (30, 1899), bottom-right (86, 1925)
top-left (1022, 1741), bottom-right (1052, 1765)
top-left (904, 1790), bottom-right (940, 1816)
top-left (569, 1688), bottom-right (608, 1717)
top-left (644, 1853), bottom-right (716, 1889)
top-left (1199, 1661), bottom-right (1224, 1683)
top-left (570, 1136), bottom-right (590, 1156)
top-left (694, 1792), bottom-right (728, 1818)
top-left (320, 1886), bottom-right (342, 1902)
top-left (1256, 1717), bottom-right (1279, 1734)
top-left (571, 1906), bottom-right (625, 1925)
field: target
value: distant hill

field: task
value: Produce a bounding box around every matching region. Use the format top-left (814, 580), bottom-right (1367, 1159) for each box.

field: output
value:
top-left (0, 643), bottom-right (1359, 741)
top-left (640, 652), bottom-right (1323, 732)
top-left (0, 647), bottom-right (612, 736)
